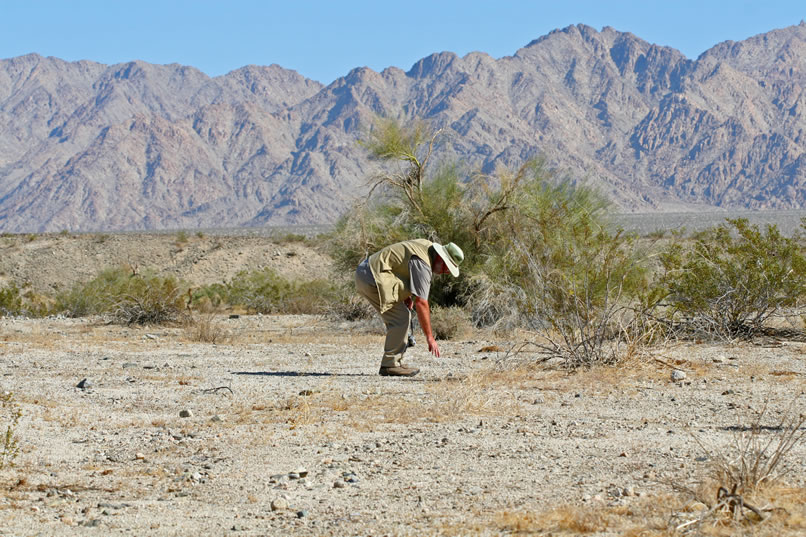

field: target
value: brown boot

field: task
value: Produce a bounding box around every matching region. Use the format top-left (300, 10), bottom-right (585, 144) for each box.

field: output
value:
top-left (379, 365), bottom-right (420, 377)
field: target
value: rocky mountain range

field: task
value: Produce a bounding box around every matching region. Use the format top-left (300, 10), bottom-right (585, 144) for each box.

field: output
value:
top-left (2, 22), bottom-right (806, 232)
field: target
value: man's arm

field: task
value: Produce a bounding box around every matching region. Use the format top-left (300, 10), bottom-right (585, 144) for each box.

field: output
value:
top-left (413, 296), bottom-right (440, 357)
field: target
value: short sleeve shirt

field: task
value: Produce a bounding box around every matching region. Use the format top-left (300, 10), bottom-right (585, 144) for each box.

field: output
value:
top-left (409, 256), bottom-right (432, 300)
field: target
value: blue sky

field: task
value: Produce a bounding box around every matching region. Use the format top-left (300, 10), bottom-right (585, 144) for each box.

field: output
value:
top-left (1, 1), bottom-right (804, 84)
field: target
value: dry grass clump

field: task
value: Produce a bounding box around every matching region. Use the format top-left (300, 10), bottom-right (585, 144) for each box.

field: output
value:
top-left (430, 305), bottom-right (473, 340)
top-left (183, 308), bottom-right (229, 344)
top-left (674, 401), bottom-right (806, 534)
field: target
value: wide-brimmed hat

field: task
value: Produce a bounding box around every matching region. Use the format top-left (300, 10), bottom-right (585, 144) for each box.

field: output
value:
top-left (433, 242), bottom-right (464, 277)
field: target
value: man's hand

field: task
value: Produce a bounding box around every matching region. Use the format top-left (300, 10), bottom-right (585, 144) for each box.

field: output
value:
top-left (413, 297), bottom-right (440, 357)
top-left (427, 335), bottom-right (441, 357)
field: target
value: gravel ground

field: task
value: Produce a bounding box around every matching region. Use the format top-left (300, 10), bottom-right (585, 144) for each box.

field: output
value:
top-left (2, 315), bottom-right (806, 536)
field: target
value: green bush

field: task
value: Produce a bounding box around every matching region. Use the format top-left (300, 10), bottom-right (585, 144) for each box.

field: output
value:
top-left (0, 283), bottom-right (23, 317)
top-left (196, 268), bottom-right (341, 315)
top-left (0, 282), bottom-right (51, 318)
top-left (475, 180), bottom-right (654, 367)
top-left (660, 218), bottom-right (806, 339)
top-left (56, 266), bottom-right (189, 325)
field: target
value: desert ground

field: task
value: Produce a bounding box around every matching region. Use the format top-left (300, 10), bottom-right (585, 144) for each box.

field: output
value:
top-left (2, 232), bottom-right (806, 536)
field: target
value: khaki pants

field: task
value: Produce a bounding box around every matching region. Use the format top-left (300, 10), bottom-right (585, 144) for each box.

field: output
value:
top-left (355, 271), bottom-right (410, 368)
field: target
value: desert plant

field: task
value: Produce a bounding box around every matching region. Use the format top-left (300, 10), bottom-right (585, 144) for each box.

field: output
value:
top-left (678, 401), bottom-right (806, 530)
top-left (184, 308), bottom-right (228, 343)
top-left (197, 268), bottom-right (341, 315)
top-left (0, 283), bottom-right (23, 317)
top-left (429, 305), bottom-right (472, 340)
top-left (56, 266), bottom-right (188, 324)
top-left (473, 176), bottom-right (657, 367)
top-left (0, 391), bottom-right (21, 470)
top-left (0, 282), bottom-right (51, 318)
top-left (109, 272), bottom-right (187, 325)
top-left (661, 218), bottom-right (806, 339)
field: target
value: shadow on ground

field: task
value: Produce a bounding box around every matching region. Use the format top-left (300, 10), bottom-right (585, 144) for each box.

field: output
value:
top-left (232, 371), bottom-right (367, 377)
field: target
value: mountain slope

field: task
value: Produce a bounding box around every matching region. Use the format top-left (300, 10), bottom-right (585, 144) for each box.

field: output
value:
top-left (2, 22), bottom-right (806, 231)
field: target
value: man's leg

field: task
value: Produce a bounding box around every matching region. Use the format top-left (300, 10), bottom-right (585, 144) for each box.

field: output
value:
top-left (355, 274), bottom-right (412, 370)
top-left (379, 301), bottom-right (410, 368)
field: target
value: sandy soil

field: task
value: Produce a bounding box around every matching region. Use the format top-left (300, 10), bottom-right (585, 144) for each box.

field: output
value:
top-left (1, 233), bottom-right (806, 536)
top-left (0, 232), bottom-right (333, 294)
top-left (1, 313), bottom-right (806, 536)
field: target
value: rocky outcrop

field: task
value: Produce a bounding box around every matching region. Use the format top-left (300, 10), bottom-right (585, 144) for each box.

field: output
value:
top-left (2, 22), bottom-right (806, 231)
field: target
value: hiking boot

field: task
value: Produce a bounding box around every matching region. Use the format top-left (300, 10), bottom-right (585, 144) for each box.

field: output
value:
top-left (379, 365), bottom-right (420, 377)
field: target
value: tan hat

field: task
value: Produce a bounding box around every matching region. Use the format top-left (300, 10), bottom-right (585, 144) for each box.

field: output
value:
top-left (433, 242), bottom-right (464, 277)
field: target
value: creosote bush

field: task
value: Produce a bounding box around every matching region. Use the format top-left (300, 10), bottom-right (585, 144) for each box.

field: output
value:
top-left (0, 283), bottom-right (23, 317)
top-left (0, 282), bottom-right (51, 318)
top-left (660, 218), bottom-right (806, 339)
top-left (56, 266), bottom-right (188, 325)
top-left (194, 267), bottom-right (341, 315)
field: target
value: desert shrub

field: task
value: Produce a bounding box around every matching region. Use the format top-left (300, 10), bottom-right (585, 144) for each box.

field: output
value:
top-left (0, 283), bottom-right (23, 317)
top-left (56, 266), bottom-right (188, 324)
top-left (272, 231), bottom-right (308, 244)
top-left (0, 391), bottom-right (21, 470)
top-left (197, 268), bottom-right (341, 315)
top-left (477, 181), bottom-right (656, 367)
top-left (110, 273), bottom-right (187, 324)
top-left (429, 305), bottom-right (472, 340)
top-left (184, 310), bottom-right (228, 343)
top-left (660, 218), bottom-right (806, 339)
top-left (682, 401), bottom-right (806, 529)
top-left (0, 282), bottom-right (52, 318)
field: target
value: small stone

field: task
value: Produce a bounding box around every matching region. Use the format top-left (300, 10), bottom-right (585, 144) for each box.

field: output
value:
top-left (122, 362), bottom-right (138, 369)
top-left (689, 502), bottom-right (708, 512)
top-left (76, 378), bottom-right (92, 389)
top-left (333, 481), bottom-right (346, 489)
top-left (296, 467), bottom-right (308, 478)
top-left (271, 498), bottom-right (289, 511)
top-left (671, 370), bottom-right (687, 382)
top-left (179, 409), bottom-right (192, 418)
top-left (210, 415), bottom-right (223, 422)
top-left (296, 510), bottom-right (307, 518)
top-left (134, 453), bottom-right (145, 461)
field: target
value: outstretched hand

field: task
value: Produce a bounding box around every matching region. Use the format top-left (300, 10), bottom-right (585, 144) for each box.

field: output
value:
top-left (427, 335), bottom-right (441, 357)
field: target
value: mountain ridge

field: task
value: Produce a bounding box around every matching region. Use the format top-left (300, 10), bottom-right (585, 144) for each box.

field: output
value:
top-left (2, 22), bottom-right (806, 232)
